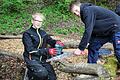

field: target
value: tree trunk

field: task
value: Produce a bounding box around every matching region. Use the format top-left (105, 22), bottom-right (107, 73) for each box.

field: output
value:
top-left (0, 35), bottom-right (22, 39)
top-left (0, 35), bottom-right (114, 50)
top-left (74, 75), bottom-right (100, 80)
top-left (57, 61), bottom-right (110, 79)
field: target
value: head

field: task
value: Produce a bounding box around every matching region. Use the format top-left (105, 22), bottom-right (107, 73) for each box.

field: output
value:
top-left (31, 13), bottom-right (45, 29)
top-left (70, 1), bottom-right (81, 16)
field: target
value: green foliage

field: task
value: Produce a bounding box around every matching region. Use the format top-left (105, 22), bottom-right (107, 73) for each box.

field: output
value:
top-left (0, 0), bottom-right (116, 35)
top-left (0, 0), bottom-right (80, 35)
top-left (40, 0), bottom-right (76, 29)
top-left (41, 5), bottom-right (71, 28)
top-left (0, 13), bottom-right (31, 34)
top-left (103, 56), bottom-right (117, 77)
top-left (96, 0), bottom-right (116, 10)
top-left (81, 0), bottom-right (116, 10)
top-left (53, 0), bottom-right (73, 14)
top-left (36, 0), bottom-right (83, 36)
top-left (53, 26), bottom-right (84, 35)
top-left (0, 0), bottom-right (26, 13)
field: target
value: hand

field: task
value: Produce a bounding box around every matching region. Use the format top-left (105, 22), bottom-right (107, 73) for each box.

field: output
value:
top-left (49, 48), bottom-right (57, 55)
top-left (56, 41), bottom-right (64, 47)
top-left (74, 49), bottom-right (85, 56)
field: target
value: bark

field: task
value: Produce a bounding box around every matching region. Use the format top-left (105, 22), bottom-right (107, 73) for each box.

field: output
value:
top-left (0, 35), bottom-right (22, 39)
top-left (57, 61), bottom-right (110, 79)
top-left (0, 35), bottom-right (79, 48)
top-left (74, 75), bottom-right (110, 80)
top-left (74, 75), bottom-right (100, 80)
top-left (0, 35), bottom-right (114, 50)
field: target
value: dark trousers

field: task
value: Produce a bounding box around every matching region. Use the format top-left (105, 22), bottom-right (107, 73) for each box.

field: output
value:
top-left (27, 60), bottom-right (56, 80)
top-left (88, 32), bottom-right (120, 63)
top-left (43, 63), bottom-right (57, 80)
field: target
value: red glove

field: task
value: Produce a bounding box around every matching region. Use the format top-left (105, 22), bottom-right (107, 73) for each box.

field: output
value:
top-left (56, 41), bottom-right (64, 47)
top-left (49, 48), bottom-right (57, 55)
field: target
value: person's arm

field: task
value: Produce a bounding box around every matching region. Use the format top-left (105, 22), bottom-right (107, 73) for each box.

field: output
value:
top-left (45, 34), bottom-right (57, 47)
top-left (78, 7), bottom-right (96, 50)
top-left (46, 34), bottom-right (64, 49)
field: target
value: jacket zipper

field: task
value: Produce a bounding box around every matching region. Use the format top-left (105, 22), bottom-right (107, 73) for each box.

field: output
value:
top-left (36, 29), bottom-right (43, 61)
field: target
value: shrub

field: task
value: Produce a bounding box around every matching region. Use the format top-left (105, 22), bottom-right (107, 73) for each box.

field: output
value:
top-left (0, 0), bottom-right (26, 14)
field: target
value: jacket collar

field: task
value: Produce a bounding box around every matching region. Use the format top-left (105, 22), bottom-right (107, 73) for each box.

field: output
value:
top-left (30, 25), bottom-right (41, 31)
top-left (80, 3), bottom-right (93, 15)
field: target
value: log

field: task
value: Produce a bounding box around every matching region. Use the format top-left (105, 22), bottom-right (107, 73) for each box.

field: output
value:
top-left (74, 75), bottom-right (100, 80)
top-left (57, 61), bottom-right (110, 79)
top-left (0, 35), bottom-right (22, 39)
top-left (0, 34), bottom-right (52, 39)
top-left (0, 50), bottom-right (111, 79)
top-left (0, 35), bottom-right (114, 49)
top-left (0, 35), bottom-right (79, 48)
top-left (74, 74), bottom-right (110, 80)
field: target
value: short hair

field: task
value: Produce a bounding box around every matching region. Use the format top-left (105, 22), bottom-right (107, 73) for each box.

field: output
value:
top-left (69, 0), bottom-right (81, 11)
top-left (32, 13), bottom-right (45, 20)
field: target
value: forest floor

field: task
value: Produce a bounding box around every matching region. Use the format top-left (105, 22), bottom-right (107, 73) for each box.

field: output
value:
top-left (0, 34), bottom-right (86, 80)
top-left (0, 35), bottom-right (120, 80)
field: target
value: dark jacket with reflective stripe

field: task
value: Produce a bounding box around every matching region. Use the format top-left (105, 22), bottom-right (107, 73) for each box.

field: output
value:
top-left (79, 3), bottom-right (120, 50)
top-left (22, 26), bottom-right (56, 64)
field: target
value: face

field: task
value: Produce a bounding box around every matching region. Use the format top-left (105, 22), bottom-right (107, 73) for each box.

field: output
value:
top-left (71, 5), bottom-right (80, 17)
top-left (32, 15), bottom-right (43, 29)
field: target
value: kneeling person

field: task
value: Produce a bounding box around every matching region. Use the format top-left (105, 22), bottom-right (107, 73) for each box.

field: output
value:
top-left (22, 13), bottom-right (64, 80)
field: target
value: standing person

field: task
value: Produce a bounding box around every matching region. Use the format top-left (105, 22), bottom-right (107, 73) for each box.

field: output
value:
top-left (22, 13), bottom-right (64, 80)
top-left (69, 1), bottom-right (120, 64)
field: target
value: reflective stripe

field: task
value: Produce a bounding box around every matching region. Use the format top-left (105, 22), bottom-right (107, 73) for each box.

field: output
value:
top-left (39, 56), bottom-right (42, 61)
top-left (23, 68), bottom-right (29, 80)
top-left (29, 50), bottom-right (38, 53)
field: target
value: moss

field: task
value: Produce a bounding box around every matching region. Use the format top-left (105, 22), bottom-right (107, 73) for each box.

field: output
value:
top-left (103, 56), bottom-right (117, 78)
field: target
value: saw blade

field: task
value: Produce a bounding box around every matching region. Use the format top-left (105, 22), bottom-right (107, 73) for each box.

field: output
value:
top-left (46, 52), bottom-right (74, 62)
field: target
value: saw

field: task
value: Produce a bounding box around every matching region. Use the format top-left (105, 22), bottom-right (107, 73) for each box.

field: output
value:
top-left (46, 52), bottom-right (75, 62)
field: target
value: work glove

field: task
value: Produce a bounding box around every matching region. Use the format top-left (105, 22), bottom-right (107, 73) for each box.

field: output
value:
top-left (48, 48), bottom-right (57, 55)
top-left (56, 41), bottom-right (64, 47)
